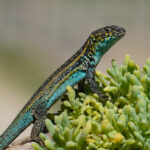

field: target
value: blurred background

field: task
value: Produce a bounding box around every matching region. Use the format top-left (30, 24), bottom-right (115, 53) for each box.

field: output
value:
top-left (0, 0), bottom-right (150, 140)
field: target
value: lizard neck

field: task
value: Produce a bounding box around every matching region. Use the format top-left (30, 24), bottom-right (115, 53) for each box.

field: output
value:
top-left (85, 46), bottom-right (105, 68)
top-left (92, 40), bottom-right (115, 66)
top-left (83, 38), bottom-right (113, 68)
top-left (93, 49), bottom-right (102, 66)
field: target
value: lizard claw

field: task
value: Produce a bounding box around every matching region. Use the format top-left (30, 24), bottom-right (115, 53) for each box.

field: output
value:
top-left (97, 93), bottom-right (108, 100)
top-left (95, 91), bottom-right (111, 102)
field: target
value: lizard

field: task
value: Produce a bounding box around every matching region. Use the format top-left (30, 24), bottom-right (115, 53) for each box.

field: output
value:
top-left (0, 25), bottom-right (125, 149)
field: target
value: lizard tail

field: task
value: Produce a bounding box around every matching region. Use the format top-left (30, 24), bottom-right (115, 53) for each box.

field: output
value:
top-left (0, 111), bottom-right (33, 150)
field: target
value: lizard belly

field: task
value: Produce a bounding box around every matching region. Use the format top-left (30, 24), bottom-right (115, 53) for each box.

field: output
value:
top-left (46, 70), bottom-right (86, 109)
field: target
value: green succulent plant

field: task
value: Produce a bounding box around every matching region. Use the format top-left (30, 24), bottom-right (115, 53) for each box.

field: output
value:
top-left (32, 55), bottom-right (150, 150)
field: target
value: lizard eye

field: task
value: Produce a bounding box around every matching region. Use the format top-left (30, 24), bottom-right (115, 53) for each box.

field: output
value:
top-left (105, 28), bottom-right (110, 32)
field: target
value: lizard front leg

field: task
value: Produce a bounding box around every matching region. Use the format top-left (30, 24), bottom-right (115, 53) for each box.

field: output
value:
top-left (87, 68), bottom-right (107, 100)
top-left (78, 78), bottom-right (86, 92)
top-left (31, 103), bottom-right (47, 144)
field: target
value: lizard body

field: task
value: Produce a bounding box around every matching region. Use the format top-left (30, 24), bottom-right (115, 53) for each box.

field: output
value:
top-left (0, 25), bottom-right (125, 149)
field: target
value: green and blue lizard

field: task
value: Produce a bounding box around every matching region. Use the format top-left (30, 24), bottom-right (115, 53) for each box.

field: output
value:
top-left (0, 25), bottom-right (125, 149)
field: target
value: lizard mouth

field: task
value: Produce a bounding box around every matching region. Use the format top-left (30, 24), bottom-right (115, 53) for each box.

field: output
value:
top-left (110, 25), bottom-right (126, 38)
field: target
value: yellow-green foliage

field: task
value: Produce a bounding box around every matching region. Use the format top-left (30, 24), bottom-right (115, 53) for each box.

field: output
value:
top-left (32, 55), bottom-right (150, 150)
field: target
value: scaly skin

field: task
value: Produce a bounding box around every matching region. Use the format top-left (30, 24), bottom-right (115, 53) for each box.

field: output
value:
top-left (0, 25), bottom-right (125, 149)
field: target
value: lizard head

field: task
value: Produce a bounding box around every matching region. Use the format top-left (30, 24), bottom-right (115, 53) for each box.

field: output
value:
top-left (87, 25), bottom-right (126, 64)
